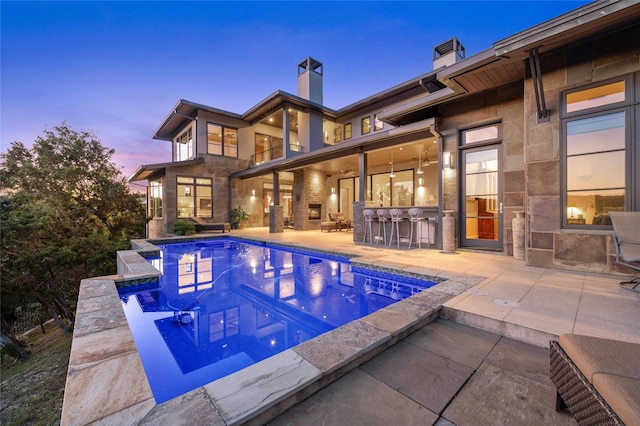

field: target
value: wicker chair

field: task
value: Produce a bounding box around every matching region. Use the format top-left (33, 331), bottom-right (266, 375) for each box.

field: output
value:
top-left (608, 211), bottom-right (640, 292)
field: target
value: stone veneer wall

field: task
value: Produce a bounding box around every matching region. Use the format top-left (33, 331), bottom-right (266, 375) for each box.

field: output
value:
top-left (438, 81), bottom-right (526, 256)
top-left (525, 24), bottom-right (640, 273)
top-left (293, 168), bottom-right (327, 230)
top-left (151, 156), bottom-right (247, 238)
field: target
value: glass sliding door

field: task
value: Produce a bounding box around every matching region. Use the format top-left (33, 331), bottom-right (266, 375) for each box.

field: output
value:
top-left (461, 146), bottom-right (502, 249)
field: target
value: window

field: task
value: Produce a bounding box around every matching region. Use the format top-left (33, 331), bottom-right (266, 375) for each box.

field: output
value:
top-left (207, 123), bottom-right (238, 157)
top-left (368, 170), bottom-right (414, 207)
top-left (177, 176), bottom-right (212, 218)
top-left (374, 114), bottom-right (383, 131)
top-left (174, 127), bottom-right (193, 161)
top-left (149, 179), bottom-right (162, 218)
top-left (361, 117), bottom-right (371, 135)
top-left (562, 77), bottom-right (636, 228)
top-left (254, 133), bottom-right (283, 164)
top-left (334, 126), bottom-right (342, 143)
top-left (344, 123), bottom-right (352, 139)
top-left (462, 124), bottom-right (500, 145)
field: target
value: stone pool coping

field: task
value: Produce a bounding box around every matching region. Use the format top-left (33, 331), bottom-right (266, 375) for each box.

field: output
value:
top-left (60, 235), bottom-right (485, 425)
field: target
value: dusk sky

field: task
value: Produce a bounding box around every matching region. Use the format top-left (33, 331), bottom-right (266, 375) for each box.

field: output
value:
top-left (2, 1), bottom-right (590, 189)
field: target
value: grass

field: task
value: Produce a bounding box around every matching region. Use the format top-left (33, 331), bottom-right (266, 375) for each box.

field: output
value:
top-left (1, 321), bottom-right (72, 426)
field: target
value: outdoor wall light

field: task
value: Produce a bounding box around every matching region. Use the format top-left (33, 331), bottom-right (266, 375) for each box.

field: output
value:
top-left (251, 189), bottom-right (256, 197)
top-left (331, 187), bottom-right (336, 194)
top-left (443, 151), bottom-right (453, 170)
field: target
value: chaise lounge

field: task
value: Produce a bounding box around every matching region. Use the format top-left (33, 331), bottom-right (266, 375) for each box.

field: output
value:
top-left (188, 217), bottom-right (230, 233)
top-left (550, 334), bottom-right (640, 425)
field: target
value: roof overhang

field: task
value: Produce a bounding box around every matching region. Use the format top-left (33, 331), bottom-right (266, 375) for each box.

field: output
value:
top-left (128, 158), bottom-right (204, 182)
top-left (380, 0), bottom-right (640, 126)
top-left (153, 100), bottom-right (243, 141)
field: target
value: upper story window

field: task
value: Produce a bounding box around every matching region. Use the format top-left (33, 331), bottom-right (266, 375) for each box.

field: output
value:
top-left (361, 117), bottom-right (371, 135)
top-left (207, 123), bottom-right (238, 158)
top-left (254, 133), bottom-right (283, 165)
top-left (374, 114), bottom-right (383, 131)
top-left (334, 126), bottom-right (342, 143)
top-left (174, 128), bottom-right (193, 162)
top-left (344, 123), bottom-right (352, 139)
top-left (561, 76), bottom-right (636, 228)
top-left (177, 176), bottom-right (212, 218)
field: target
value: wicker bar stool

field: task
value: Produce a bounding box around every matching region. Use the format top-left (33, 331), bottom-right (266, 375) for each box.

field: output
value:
top-left (408, 207), bottom-right (424, 249)
top-left (388, 208), bottom-right (404, 248)
top-left (376, 209), bottom-right (390, 245)
top-left (362, 209), bottom-right (375, 243)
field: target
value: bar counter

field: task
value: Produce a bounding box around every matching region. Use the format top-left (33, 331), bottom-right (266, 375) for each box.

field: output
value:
top-left (353, 204), bottom-right (439, 248)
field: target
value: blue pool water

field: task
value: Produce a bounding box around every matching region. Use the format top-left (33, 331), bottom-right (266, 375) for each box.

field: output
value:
top-left (119, 238), bottom-right (438, 403)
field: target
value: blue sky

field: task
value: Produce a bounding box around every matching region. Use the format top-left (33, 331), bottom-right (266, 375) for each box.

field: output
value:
top-left (1, 1), bottom-right (591, 184)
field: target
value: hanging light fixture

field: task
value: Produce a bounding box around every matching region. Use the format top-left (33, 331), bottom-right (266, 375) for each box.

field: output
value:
top-left (389, 151), bottom-right (396, 178)
top-left (417, 148), bottom-right (423, 175)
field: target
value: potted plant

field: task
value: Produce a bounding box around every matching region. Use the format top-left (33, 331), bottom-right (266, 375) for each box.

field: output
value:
top-left (230, 206), bottom-right (249, 229)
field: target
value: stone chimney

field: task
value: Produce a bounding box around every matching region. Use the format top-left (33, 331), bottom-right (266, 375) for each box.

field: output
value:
top-left (433, 38), bottom-right (465, 69)
top-left (297, 57), bottom-right (323, 104)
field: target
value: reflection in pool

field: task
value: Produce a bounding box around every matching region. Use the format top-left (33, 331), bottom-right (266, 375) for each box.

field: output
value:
top-left (119, 239), bottom-right (438, 403)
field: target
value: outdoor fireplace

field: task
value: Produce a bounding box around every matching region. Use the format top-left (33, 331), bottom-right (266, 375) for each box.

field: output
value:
top-left (308, 204), bottom-right (321, 220)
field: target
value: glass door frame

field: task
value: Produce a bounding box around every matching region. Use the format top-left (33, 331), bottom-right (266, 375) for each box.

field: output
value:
top-left (459, 143), bottom-right (504, 250)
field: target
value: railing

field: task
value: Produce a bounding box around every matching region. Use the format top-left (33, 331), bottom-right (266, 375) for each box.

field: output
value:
top-left (249, 145), bottom-right (284, 167)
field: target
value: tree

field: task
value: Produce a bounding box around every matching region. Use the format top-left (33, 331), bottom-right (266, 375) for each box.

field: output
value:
top-left (0, 123), bottom-right (146, 357)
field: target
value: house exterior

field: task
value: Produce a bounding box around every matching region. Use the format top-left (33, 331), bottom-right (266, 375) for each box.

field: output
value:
top-left (129, 0), bottom-right (640, 275)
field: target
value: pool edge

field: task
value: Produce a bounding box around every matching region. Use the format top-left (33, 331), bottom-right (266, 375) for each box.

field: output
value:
top-left (60, 236), bottom-right (485, 425)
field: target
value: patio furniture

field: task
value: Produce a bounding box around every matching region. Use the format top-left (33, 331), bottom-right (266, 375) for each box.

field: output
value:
top-left (189, 217), bottom-right (230, 233)
top-left (608, 211), bottom-right (640, 292)
top-left (320, 221), bottom-right (339, 232)
top-left (408, 207), bottom-right (424, 249)
top-left (550, 334), bottom-right (640, 425)
top-left (362, 209), bottom-right (375, 243)
top-left (376, 209), bottom-right (390, 245)
top-left (328, 212), bottom-right (352, 231)
top-left (388, 208), bottom-right (405, 248)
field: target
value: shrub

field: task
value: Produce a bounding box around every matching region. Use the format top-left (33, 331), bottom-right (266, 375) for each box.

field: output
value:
top-left (172, 220), bottom-right (195, 235)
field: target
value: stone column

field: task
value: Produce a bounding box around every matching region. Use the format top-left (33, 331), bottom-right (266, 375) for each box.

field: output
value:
top-left (269, 205), bottom-right (284, 233)
top-left (512, 211), bottom-right (525, 260)
top-left (442, 210), bottom-right (456, 253)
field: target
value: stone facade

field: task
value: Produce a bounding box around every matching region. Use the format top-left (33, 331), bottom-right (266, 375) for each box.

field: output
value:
top-left (524, 24), bottom-right (640, 273)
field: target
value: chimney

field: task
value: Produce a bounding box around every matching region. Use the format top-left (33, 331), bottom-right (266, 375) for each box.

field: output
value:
top-left (433, 38), bottom-right (465, 69)
top-left (297, 57), bottom-right (323, 104)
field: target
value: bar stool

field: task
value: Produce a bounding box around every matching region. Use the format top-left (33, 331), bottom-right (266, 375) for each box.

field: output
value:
top-left (362, 209), bottom-right (375, 243)
top-left (388, 208), bottom-right (404, 248)
top-left (376, 209), bottom-right (390, 245)
top-left (408, 207), bottom-right (424, 249)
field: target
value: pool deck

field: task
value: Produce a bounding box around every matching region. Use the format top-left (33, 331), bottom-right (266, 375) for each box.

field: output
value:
top-left (61, 228), bottom-right (639, 425)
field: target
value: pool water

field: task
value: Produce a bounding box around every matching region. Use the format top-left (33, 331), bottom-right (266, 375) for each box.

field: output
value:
top-left (119, 239), bottom-right (438, 403)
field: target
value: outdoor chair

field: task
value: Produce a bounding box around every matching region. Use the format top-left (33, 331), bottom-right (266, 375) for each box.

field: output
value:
top-left (608, 211), bottom-right (640, 292)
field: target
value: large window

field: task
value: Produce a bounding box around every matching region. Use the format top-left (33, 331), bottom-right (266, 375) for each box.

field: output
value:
top-left (254, 133), bottom-right (283, 164)
top-left (562, 77), bottom-right (635, 228)
top-left (149, 179), bottom-right (162, 218)
top-left (368, 170), bottom-right (414, 207)
top-left (177, 176), bottom-right (212, 218)
top-left (174, 127), bottom-right (193, 161)
top-left (207, 123), bottom-right (238, 157)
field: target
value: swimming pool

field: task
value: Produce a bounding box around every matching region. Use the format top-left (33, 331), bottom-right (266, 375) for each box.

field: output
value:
top-left (119, 238), bottom-right (438, 403)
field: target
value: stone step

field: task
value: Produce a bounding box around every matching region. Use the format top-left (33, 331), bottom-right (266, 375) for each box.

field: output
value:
top-left (439, 306), bottom-right (558, 348)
